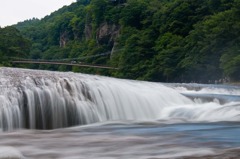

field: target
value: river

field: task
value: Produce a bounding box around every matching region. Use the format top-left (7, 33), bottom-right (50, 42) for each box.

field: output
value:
top-left (0, 67), bottom-right (240, 159)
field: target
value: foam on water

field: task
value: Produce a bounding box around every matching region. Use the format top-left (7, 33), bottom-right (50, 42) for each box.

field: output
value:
top-left (0, 122), bottom-right (239, 159)
top-left (0, 67), bottom-right (192, 130)
top-left (168, 83), bottom-right (240, 95)
top-left (0, 67), bottom-right (240, 158)
top-left (0, 67), bottom-right (240, 131)
top-left (0, 146), bottom-right (24, 159)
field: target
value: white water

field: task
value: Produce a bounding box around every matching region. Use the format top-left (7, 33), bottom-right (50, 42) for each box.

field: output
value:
top-left (0, 67), bottom-right (240, 131)
top-left (169, 83), bottom-right (240, 95)
top-left (1, 67), bottom-right (240, 159)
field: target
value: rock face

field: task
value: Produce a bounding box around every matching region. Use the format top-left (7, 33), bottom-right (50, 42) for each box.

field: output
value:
top-left (96, 22), bottom-right (120, 47)
top-left (59, 22), bottom-right (120, 48)
top-left (59, 31), bottom-right (69, 47)
top-left (84, 24), bottom-right (92, 40)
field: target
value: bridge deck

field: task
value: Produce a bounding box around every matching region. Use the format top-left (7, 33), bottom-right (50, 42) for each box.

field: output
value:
top-left (11, 60), bottom-right (119, 70)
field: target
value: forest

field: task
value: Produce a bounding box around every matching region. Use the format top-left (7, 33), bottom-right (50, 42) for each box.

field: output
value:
top-left (1, 0), bottom-right (240, 83)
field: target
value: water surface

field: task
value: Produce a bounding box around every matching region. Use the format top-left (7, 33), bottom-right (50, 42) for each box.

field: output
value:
top-left (0, 67), bottom-right (239, 158)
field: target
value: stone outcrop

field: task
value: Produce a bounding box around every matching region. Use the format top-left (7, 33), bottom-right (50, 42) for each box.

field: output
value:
top-left (84, 24), bottom-right (92, 40)
top-left (96, 22), bottom-right (120, 47)
top-left (59, 31), bottom-right (69, 47)
top-left (60, 22), bottom-right (120, 49)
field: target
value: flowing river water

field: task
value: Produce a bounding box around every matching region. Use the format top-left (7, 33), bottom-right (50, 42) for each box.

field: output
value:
top-left (0, 67), bottom-right (240, 159)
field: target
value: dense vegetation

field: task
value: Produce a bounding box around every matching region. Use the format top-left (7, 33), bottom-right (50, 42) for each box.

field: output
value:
top-left (1, 0), bottom-right (240, 83)
top-left (0, 26), bottom-right (31, 66)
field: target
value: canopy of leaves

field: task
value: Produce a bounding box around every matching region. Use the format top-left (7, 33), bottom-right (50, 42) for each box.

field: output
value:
top-left (3, 0), bottom-right (238, 82)
top-left (0, 26), bottom-right (31, 66)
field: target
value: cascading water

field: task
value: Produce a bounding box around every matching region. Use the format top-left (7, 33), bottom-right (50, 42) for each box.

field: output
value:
top-left (0, 67), bottom-right (192, 130)
top-left (1, 67), bottom-right (240, 159)
top-left (1, 67), bottom-right (240, 131)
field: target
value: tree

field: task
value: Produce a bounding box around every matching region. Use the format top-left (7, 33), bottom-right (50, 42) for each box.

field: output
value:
top-left (0, 26), bottom-right (31, 65)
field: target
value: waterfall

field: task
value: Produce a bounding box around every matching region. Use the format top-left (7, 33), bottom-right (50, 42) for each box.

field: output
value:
top-left (0, 67), bottom-right (192, 130)
top-left (0, 67), bottom-right (240, 131)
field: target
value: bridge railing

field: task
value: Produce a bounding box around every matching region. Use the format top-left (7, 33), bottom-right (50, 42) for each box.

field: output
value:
top-left (11, 60), bottom-right (119, 70)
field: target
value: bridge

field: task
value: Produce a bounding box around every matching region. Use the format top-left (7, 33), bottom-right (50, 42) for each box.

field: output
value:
top-left (10, 51), bottom-right (119, 70)
top-left (11, 60), bottom-right (119, 70)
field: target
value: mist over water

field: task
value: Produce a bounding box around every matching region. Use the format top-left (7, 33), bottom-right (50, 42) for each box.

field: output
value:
top-left (0, 67), bottom-right (240, 158)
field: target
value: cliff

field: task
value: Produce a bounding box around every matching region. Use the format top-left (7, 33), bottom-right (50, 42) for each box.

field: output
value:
top-left (13, 0), bottom-right (240, 82)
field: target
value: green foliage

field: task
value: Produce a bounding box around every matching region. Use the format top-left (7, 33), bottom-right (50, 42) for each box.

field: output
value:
top-left (120, 0), bottom-right (147, 28)
top-left (152, 33), bottom-right (185, 82)
top-left (0, 26), bottom-right (31, 65)
top-left (5, 0), bottom-right (239, 83)
top-left (181, 5), bottom-right (240, 82)
top-left (220, 45), bottom-right (240, 81)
